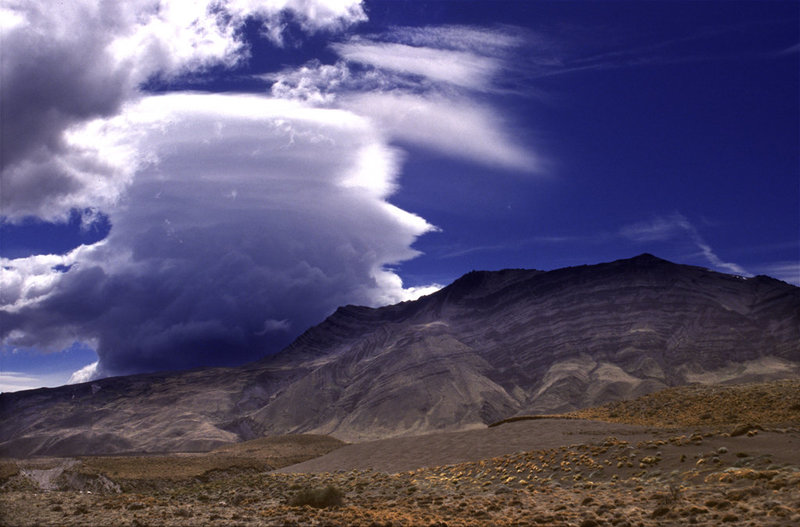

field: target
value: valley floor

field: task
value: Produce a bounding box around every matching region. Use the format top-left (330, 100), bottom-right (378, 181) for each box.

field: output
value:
top-left (2, 420), bottom-right (799, 526)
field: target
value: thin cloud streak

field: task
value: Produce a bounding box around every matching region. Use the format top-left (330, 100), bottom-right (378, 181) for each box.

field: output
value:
top-left (755, 262), bottom-right (800, 286)
top-left (529, 19), bottom-right (797, 79)
top-left (620, 213), bottom-right (748, 276)
top-left (341, 91), bottom-right (539, 172)
top-left (333, 40), bottom-right (500, 91)
top-left (777, 42), bottom-right (800, 55)
top-left (437, 235), bottom-right (582, 260)
top-left (384, 25), bottom-right (526, 53)
top-left (0, 371), bottom-right (69, 394)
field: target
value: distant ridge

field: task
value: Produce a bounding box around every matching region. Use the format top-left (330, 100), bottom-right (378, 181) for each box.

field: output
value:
top-left (2, 254), bottom-right (798, 456)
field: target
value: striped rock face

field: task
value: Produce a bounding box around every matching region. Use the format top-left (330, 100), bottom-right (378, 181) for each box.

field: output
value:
top-left (2, 254), bottom-right (798, 456)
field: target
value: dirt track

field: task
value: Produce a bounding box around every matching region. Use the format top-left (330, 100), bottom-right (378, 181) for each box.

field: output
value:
top-left (276, 418), bottom-right (758, 473)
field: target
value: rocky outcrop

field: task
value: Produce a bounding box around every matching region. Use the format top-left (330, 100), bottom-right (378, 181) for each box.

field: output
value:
top-left (2, 254), bottom-right (798, 455)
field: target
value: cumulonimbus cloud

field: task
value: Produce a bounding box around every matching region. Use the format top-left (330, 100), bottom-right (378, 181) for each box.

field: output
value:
top-left (1, 93), bottom-right (437, 376)
top-left (1, 2), bottom-right (536, 382)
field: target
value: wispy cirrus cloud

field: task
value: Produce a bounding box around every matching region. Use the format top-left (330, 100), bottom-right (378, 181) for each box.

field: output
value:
top-left (340, 91), bottom-right (539, 172)
top-left (333, 24), bottom-right (528, 92)
top-left (269, 24), bottom-right (541, 172)
top-left (385, 25), bottom-right (525, 53)
top-left (332, 40), bottom-right (500, 91)
top-left (755, 262), bottom-right (800, 286)
top-left (0, 371), bottom-right (68, 394)
top-left (529, 19), bottom-right (799, 79)
top-left (777, 42), bottom-right (800, 56)
top-left (437, 235), bottom-right (581, 260)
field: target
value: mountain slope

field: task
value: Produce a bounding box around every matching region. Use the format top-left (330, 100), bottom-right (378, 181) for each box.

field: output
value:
top-left (2, 254), bottom-right (798, 456)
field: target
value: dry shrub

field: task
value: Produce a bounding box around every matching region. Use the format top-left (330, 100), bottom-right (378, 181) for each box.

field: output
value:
top-left (288, 485), bottom-right (344, 508)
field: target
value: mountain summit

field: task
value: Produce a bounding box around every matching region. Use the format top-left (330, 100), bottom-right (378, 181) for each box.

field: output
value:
top-left (2, 254), bottom-right (798, 456)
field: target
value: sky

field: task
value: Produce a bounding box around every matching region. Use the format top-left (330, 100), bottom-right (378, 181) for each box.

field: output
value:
top-left (1, 0), bottom-right (797, 393)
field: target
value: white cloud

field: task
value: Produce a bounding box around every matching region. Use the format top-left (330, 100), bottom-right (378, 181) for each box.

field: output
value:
top-left (375, 276), bottom-right (443, 303)
top-left (268, 60), bottom-right (351, 103)
top-left (0, 244), bottom-right (102, 314)
top-left (67, 361), bottom-right (100, 385)
top-left (243, 0), bottom-right (367, 45)
top-left (403, 284), bottom-right (444, 301)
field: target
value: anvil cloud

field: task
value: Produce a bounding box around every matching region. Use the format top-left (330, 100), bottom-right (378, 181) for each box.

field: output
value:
top-left (0, 0), bottom-right (531, 380)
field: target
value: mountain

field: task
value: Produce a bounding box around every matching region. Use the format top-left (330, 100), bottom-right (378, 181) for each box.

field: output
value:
top-left (2, 254), bottom-right (798, 456)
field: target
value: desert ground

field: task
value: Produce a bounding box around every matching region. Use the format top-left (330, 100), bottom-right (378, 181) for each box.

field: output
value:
top-left (2, 380), bottom-right (799, 526)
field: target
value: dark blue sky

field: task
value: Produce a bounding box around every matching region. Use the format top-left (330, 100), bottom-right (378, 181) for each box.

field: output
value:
top-left (1, 1), bottom-right (797, 391)
top-left (389, 1), bottom-right (799, 286)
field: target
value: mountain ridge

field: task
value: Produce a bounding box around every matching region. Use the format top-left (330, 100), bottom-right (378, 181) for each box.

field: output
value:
top-left (2, 254), bottom-right (798, 456)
